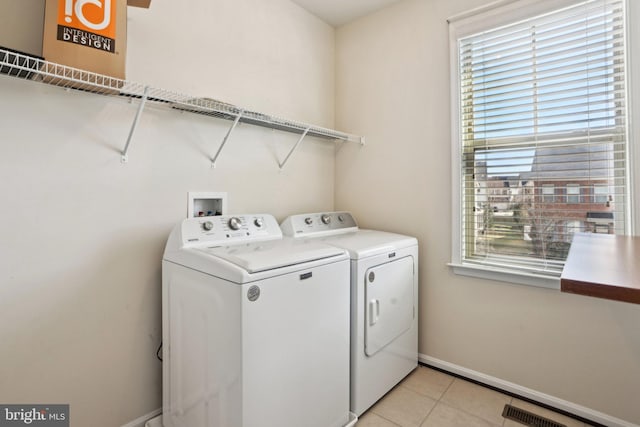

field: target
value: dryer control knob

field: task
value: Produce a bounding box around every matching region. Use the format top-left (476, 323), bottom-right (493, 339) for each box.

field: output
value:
top-left (202, 221), bottom-right (214, 231)
top-left (321, 214), bottom-right (331, 225)
top-left (254, 218), bottom-right (264, 228)
top-left (305, 217), bottom-right (313, 225)
top-left (228, 217), bottom-right (242, 230)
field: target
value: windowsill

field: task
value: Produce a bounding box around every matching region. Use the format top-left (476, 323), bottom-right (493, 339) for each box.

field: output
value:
top-left (448, 262), bottom-right (561, 289)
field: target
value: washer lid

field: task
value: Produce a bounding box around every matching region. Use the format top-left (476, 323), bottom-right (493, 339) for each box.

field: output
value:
top-left (196, 238), bottom-right (347, 273)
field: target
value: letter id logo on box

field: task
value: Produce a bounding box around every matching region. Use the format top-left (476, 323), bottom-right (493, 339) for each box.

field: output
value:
top-left (56, 0), bottom-right (117, 53)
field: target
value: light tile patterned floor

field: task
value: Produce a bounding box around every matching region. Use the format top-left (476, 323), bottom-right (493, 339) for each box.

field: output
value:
top-left (356, 366), bottom-right (595, 427)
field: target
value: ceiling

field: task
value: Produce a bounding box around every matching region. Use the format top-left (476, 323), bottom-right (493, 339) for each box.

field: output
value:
top-left (291, 0), bottom-right (404, 27)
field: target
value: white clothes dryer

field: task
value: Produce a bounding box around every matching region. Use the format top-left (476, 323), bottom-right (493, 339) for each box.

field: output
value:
top-left (280, 212), bottom-right (419, 416)
top-left (162, 214), bottom-right (354, 427)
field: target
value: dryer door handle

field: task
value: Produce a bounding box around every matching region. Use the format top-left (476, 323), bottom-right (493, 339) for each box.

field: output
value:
top-left (369, 299), bottom-right (380, 326)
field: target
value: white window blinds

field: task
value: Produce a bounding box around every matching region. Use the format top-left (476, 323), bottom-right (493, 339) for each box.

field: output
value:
top-left (456, 0), bottom-right (628, 278)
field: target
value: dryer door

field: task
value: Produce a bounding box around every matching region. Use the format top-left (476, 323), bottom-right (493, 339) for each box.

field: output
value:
top-left (364, 256), bottom-right (414, 357)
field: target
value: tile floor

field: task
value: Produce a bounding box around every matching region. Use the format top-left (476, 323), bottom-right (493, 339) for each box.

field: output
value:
top-left (356, 366), bottom-right (595, 427)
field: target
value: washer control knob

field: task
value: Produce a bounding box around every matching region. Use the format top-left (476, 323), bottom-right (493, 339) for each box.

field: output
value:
top-left (304, 217), bottom-right (313, 225)
top-left (228, 217), bottom-right (242, 230)
top-left (321, 214), bottom-right (331, 225)
top-left (202, 221), bottom-right (214, 231)
top-left (337, 215), bottom-right (344, 222)
top-left (254, 218), bottom-right (264, 228)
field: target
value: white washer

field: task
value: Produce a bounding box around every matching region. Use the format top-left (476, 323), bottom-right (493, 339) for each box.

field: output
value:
top-left (281, 212), bottom-right (419, 416)
top-left (162, 214), bottom-right (353, 427)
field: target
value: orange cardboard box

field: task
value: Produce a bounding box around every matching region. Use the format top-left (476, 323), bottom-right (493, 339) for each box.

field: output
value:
top-left (42, 0), bottom-right (127, 80)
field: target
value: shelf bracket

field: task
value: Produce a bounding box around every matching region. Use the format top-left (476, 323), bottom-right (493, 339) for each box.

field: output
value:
top-left (211, 110), bottom-right (243, 168)
top-left (121, 85), bottom-right (150, 163)
top-left (278, 127), bottom-right (311, 170)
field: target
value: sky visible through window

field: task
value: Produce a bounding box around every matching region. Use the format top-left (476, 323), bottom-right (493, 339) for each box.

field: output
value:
top-left (468, 5), bottom-right (618, 178)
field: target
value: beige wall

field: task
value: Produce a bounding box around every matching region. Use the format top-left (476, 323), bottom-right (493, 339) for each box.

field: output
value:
top-left (0, 0), bottom-right (44, 56)
top-left (336, 0), bottom-right (640, 425)
top-left (0, 1), bottom-right (335, 426)
top-left (127, 1), bottom-right (335, 127)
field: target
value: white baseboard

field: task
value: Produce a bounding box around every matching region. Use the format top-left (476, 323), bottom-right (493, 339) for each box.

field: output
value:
top-left (120, 408), bottom-right (161, 427)
top-left (420, 354), bottom-right (639, 427)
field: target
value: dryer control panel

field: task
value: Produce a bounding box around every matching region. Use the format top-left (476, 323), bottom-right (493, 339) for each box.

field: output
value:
top-left (179, 214), bottom-right (282, 247)
top-left (281, 211), bottom-right (358, 238)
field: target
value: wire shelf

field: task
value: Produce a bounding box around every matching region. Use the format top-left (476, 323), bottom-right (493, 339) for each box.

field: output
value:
top-left (0, 47), bottom-right (362, 144)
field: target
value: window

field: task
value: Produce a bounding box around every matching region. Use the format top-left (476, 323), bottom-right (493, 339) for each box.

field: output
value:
top-left (593, 184), bottom-right (609, 203)
top-left (449, 0), bottom-right (630, 285)
top-left (566, 184), bottom-right (580, 204)
top-left (542, 185), bottom-right (555, 203)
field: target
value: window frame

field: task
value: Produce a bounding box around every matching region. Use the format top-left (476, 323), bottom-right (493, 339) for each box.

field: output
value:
top-left (448, 0), bottom-right (636, 289)
top-left (542, 184), bottom-right (555, 203)
top-left (593, 183), bottom-right (610, 204)
top-left (566, 184), bottom-right (580, 204)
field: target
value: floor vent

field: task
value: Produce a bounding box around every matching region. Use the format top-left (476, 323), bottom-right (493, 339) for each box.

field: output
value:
top-left (502, 404), bottom-right (567, 427)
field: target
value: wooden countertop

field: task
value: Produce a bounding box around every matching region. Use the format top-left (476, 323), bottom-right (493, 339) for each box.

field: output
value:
top-left (561, 233), bottom-right (640, 304)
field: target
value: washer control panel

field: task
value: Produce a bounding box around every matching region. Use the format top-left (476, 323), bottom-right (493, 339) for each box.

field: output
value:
top-left (180, 214), bottom-right (282, 247)
top-left (280, 211), bottom-right (358, 237)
